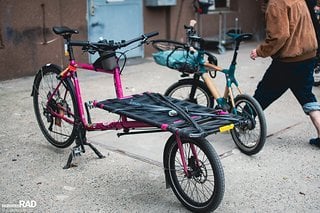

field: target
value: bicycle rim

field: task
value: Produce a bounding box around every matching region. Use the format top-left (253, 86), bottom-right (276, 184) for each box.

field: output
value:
top-left (33, 66), bottom-right (77, 148)
top-left (165, 80), bottom-right (214, 108)
top-left (230, 94), bottom-right (267, 155)
top-left (164, 136), bottom-right (224, 212)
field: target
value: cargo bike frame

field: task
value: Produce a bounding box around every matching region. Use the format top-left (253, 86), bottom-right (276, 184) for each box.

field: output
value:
top-left (31, 27), bottom-right (247, 212)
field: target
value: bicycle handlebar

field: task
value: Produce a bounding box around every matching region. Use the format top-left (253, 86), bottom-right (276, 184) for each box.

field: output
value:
top-left (53, 26), bottom-right (159, 52)
top-left (120, 31), bottom-right (159, 48)
top-left (69, 40), bottom-right (89, 46)
top-left (69, 31), bottom-right (159, 52)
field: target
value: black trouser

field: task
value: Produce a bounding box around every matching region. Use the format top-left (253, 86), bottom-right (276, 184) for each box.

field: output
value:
top-left (253, 58), bottom-right (317, 112)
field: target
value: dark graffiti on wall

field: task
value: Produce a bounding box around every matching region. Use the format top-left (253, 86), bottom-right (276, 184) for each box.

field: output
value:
top-left (4, 26), bottom-right (55, 46)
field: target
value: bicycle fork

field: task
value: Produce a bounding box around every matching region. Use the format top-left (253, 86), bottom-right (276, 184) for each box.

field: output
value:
top-left (175, 132), bottom-right (200, 178)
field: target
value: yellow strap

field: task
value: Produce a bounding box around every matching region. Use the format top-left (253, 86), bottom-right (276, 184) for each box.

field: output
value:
top-left (219, 124), bottom-right (234, 132)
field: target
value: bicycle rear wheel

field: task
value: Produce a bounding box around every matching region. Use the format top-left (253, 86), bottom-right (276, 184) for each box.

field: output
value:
top-left (32, 65), bottom-right (77, 148)
top-left (163, 135), bottom-right (225, 212)
top-left (164, 79), bottom-right (214, 108)
top-left (230, 94), bottom-right (267, 155)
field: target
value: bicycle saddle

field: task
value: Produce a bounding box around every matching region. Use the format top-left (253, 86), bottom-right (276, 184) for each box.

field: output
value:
top-left (234, 33), bottom-right (253, 43)
top-left (52, 26), bottom-right (79, 35)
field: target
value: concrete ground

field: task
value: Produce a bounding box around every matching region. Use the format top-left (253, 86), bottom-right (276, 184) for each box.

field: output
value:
top-left (0, 42), bottom-right (319, 212)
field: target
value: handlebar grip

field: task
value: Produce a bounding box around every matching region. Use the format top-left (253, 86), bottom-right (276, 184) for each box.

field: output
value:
top-left (69, 40), bottom-right (89, 47)
top-left (145, 31), bottom-right (159, 38)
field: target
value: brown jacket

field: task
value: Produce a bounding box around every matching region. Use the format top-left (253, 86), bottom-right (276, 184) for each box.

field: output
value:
top-left (256, 0), bottom-right (317, 62)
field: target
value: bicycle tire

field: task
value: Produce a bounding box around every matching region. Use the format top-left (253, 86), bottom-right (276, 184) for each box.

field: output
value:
top-left (164, 79), bottom-right (214, 108)
top-left (151, 39), bottom-right (186, 51)
top-left (163, 135), bottom-right (225, 212)
top-left (230, 94), bottom-right (267, 155)
top-left (32, 65), bottom-right (77, 148)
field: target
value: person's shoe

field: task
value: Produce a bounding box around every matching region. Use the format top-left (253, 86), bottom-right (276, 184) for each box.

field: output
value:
top-left (309, 138), bottom-right (320, 148)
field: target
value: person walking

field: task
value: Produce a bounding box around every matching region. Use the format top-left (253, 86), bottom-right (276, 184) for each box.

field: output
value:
top-left (250, 0), bottom-right (320, 148)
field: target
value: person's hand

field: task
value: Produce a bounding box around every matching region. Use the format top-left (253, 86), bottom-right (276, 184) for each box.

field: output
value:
top-left (250, 49), bottom-right (258, 60)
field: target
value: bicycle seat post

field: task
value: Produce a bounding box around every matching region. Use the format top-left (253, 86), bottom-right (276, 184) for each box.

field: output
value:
top-left (67, 38), bottom-right (75, 63)
top-left (230, 40), bottom-right (241, 66)
top-left (64, 35), bottom-right (76, 63)
top-left (231, 33), bottom-right (253, 66)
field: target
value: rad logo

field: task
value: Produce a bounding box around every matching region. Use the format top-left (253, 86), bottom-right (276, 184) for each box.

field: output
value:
top-left (19, 200), bottom-right (37, 208)
top-left (2, 200), bottom-right (37, 209)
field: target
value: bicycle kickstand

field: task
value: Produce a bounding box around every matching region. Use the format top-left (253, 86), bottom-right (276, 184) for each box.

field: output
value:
top-left (63, 125), bottom-right (105, 169)
top-left (84, 140), bottom-right (105, 159)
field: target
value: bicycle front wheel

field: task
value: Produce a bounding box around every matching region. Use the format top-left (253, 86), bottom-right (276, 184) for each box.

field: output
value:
top-left (32, 65), bottom-right (77, 148)
top-left (230, 94), bottom-right (267, 155)
top-left (164, 79), bottom-right (214, 108)
top-left (163, 135), bottom-right (225, 212)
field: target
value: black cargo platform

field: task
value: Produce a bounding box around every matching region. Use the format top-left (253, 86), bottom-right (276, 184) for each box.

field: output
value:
top-left (95, 92), bottom-right (240, 138)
